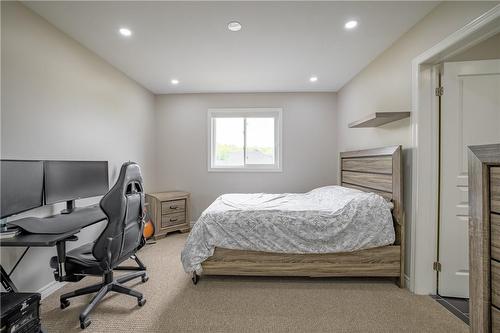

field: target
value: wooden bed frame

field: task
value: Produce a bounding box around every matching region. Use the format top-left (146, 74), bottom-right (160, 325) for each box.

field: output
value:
top-left (198, 145), bottom-right (405, 287)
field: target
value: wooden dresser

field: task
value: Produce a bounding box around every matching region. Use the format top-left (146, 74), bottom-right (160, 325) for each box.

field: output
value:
top-left (146, 191), bottom-right (191, 239)
top-left (468, 144), bottom-right (500, 332)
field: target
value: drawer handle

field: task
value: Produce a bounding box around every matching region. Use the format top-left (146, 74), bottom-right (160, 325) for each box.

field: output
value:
top-left (170, 218), bottom-right (178, 222)
top-left (170, 205), bottom-right (178, 209)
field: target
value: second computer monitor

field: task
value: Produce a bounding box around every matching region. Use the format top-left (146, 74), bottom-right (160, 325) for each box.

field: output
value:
top-left (44, 161), bottom-right (109, 206)
top-left (0, 160), bottom-right (44, 219)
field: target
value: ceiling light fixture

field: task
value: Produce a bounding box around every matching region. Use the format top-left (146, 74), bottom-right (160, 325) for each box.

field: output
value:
top-left (344, 20), bottom-right (358, 30)
top-left (119, 28), bottom-right (132, 36)
top-left (171, 79), bottom-right (179, 85)
top-left (227, 21), bottom-right (242, 32)
top-left (309, 76), bottom-right (318, 82)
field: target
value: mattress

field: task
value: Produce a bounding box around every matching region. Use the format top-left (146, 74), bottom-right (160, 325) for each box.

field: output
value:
top-left (181, 185), bottom-right (395, 274)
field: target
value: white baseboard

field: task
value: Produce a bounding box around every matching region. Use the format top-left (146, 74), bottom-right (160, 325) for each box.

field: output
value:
top-left (38, 280), bottom-right (66, 300)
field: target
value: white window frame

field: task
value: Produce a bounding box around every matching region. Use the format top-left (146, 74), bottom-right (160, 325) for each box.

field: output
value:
top-left (208, 108), bottom-right (283, 172)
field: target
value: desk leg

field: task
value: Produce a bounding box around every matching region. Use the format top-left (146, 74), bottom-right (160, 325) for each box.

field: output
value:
top-left (55, 241), bottom-right (67, 281)
top-left (9, 247), bottom-right (30, 277)
top-left (1, 265), bottom-right (18, 293)
top-left (1, 247), bottom-right (30, 293)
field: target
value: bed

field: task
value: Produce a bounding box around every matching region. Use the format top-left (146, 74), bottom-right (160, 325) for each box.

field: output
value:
top-left (181, 145), bottom-right (404, 287)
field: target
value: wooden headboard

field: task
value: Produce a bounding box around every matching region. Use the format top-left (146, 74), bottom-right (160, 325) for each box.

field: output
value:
top-left (340, 145), bottom-right (404, 247)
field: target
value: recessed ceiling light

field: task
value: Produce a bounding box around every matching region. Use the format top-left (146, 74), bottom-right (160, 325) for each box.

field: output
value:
top-left (227, 21), bottom-right (242, 32)
top-left (119, 28), bottom-right (132, 37)
top-left (171, 79), bottom-right (179, 85)
top-left (344, 20), bottom-right (358, 30)
top-left (309, 76), bottom-right (318, 82)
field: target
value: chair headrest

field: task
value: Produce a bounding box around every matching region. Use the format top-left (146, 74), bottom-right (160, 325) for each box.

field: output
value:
top-left (118, 162), bottom-right (143, 190)
top-left (100, 162), bottom-right (143, 213)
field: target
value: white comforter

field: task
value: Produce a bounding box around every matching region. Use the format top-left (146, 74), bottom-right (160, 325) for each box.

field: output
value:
top-left (181, 186), bottom-right (395, 273)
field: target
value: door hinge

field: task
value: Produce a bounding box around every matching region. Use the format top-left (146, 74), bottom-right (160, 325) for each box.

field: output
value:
top-left (433, 261), bottom-right (442, 272)
top-left (435, 86), bottom-right (444, 96)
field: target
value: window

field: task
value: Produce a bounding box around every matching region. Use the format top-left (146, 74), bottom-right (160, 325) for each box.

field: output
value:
top-left (208, 108), bottom-right (282, 172)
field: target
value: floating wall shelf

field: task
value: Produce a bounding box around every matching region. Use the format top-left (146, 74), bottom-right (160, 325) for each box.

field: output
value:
top-left (348, 112), bottom-right (411, 128)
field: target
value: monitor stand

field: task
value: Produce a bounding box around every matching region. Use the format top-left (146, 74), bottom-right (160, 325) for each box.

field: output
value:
top-left (61, 200), bottom-right (76, 214)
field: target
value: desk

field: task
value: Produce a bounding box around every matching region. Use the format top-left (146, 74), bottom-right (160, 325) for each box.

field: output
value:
top-left (7, 205), bottom-right (106, 235)
top-left (0, 206), bottom-right (107, 293)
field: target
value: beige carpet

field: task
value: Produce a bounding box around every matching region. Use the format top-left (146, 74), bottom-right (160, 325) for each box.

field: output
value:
top-left (41, 233), bottom-right (467, 332)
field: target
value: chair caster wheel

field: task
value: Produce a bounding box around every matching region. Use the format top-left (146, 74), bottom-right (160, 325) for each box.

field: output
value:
top-left (192, 273), bottom-right (199, 285)
top-left (138, 297), bottom-right (146, 307)
top-left (60, 299), bottom-right (70, 309)
top-left (80, 318), bottom-right (91, 329)
top-left (141, 275), bottom-right (149, 283)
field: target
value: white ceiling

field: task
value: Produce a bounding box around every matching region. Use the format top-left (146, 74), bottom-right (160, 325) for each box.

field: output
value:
top-left (25, 1), bottom-right (438, 94)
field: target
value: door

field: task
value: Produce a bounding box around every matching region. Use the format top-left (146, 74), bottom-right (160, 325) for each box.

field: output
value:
top-left (439, 59), bottom-right (500, 298)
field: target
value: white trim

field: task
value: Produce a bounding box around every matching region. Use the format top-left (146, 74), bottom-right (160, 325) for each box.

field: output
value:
top-left (208, 168), bottom-right (283, 173)
top-left (207, 108), bottom-right (283, 172)
top-left (38, 280), bottom-right (66, 300)
top-left (412, 5), bottom-right (500, 66)
top-left (410, 4), bottom-right (500, 295)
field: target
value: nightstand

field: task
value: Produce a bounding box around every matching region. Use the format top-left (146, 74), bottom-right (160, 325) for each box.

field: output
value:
top-left (145, 191), bottom-right (190, 239)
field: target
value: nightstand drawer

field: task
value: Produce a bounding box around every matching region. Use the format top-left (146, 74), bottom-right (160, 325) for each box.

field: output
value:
top-left (492, 214), bottom-right (500, 261)
top-left (161, 212), bottom-right (185, 228)
top-left (161, 200), bottom-right (185, 215)
top-left (492, 260), bottom-right (500, 308)
top-left (493, 306), bottom-right (500, 332)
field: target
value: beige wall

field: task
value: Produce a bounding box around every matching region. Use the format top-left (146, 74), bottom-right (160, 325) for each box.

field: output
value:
top-left (335, 1), bottom-right (499, 280)
top-left (1, 2), bottom-right (156, 292)
top-left (155, 92), bottom-right (337, 219)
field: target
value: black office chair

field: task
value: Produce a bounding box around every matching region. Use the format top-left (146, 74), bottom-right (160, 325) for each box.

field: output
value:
top-left (50, 162), bottom-right (148, 329)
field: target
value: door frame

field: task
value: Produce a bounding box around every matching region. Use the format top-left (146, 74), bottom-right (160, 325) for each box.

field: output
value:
top-left (410, 4), bottom-right (500, 295)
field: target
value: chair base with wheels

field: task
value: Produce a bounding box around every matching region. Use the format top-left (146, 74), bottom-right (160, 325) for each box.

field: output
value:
top-left (50, 162), bottom-right (151, 329)
top-left (59, 269), bottom-right (148, 329)
top-left (51, 243), bottom-right (149, 329)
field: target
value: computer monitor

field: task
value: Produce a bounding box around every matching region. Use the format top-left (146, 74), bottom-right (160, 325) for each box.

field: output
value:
top-left (0, 160), bottom-right (44, 219)
top-left (44, 161), bottom-right (109, 213)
